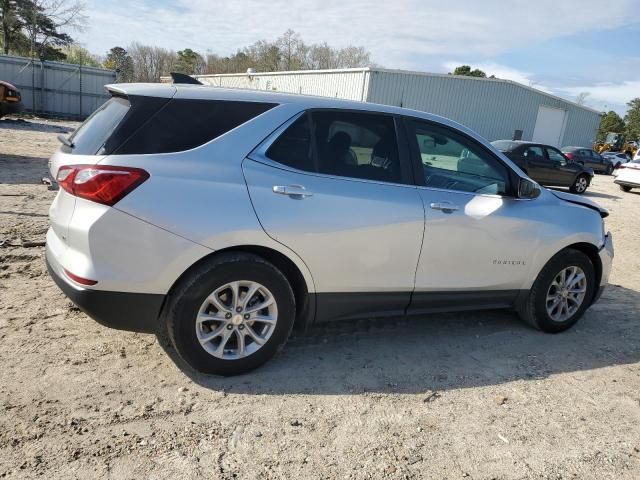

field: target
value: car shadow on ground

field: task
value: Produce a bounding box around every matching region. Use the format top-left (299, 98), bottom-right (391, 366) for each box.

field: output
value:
top-left (159, 284), bottom-right (640, 395)
top-left (0, 155), bottom-right (50, 184)
top-left (0, 117), bottom-right (73, 134)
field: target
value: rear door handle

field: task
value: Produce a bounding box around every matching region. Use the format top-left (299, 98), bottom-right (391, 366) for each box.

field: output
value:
top-left (272, 185), bottom-right (313, 198)
top-left (430, 202), bottom-right (460, 212)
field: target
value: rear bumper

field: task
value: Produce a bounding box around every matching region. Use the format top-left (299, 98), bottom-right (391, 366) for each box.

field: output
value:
top-left (46, 251), bottom-right (165, 334)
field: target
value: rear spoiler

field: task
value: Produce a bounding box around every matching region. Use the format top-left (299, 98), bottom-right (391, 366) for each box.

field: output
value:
top-left (170, 72), bottom-right (203, 85)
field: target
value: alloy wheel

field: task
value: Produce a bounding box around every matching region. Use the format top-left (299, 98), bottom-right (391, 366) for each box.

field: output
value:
top-left (575, 176), bottom-right (588, 193)
top-left (545, 266), bottom-right (587, 322)
top-left (195, 281), bottom-right (278, 360)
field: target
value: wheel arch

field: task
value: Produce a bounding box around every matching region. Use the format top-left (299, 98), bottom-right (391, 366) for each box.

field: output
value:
top-left (162, 245), bottom-right (316, 331)
top-left (518, 241), bottom-right (603, 312)
top-left (564, 242), bottom-right (602, 298)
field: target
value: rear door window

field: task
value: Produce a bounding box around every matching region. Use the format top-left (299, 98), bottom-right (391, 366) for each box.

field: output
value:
top-left (311, 111), bottom-right (403, 184)
top-left (523, 146), bottom-right (544, 159)
top-left (266, 114), bottom-right (314, 171)
top-left (266, 110), bottom-right (408, 185)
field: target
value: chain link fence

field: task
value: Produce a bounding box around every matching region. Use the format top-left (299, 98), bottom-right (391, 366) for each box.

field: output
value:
top-left (0, 54), bottom-right (116, 120)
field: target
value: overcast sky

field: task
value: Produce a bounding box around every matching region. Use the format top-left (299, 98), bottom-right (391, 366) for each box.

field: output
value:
top-left (78, 0), bottom-right (640, 115)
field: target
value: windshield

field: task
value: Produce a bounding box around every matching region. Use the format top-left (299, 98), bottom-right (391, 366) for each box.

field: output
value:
top-left (67, 97), bottom-right (130, 155)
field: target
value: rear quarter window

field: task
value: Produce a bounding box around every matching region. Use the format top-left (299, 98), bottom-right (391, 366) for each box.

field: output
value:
top-left (65, 96), bottom-right (276, 156)
top-left (115, 99), bottom-right (276, 155)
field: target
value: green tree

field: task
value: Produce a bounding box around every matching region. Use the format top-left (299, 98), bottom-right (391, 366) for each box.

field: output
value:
top-left (104, 46), bottom-right (134, 82)
top-left (596, 111), bottom-right (625, 142)
top-left (1, 0), bottom-right (86, 60)
top-left (172, 48), bottom-right (205, 75)
top-left (624, 98), bottom-right (640, 141)
top-left (449, 65), bottom-right (488, 78)
top-left (59, 43), bottom-right (99, 66)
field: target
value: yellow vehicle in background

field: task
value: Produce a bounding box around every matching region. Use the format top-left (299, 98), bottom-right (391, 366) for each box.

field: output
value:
top-left (594, 132), bottom-right (638, 158)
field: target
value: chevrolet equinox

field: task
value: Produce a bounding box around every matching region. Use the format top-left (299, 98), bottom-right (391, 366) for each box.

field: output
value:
top-left (46, 83), bottom-right (614, 375)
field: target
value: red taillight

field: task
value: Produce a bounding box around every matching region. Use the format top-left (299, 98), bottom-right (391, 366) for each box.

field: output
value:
top-left (63, 269), bottom-right (98, 286)
top-left (56, 165), bottom-right (149, 206)
top-left (564, 153), bottom-right (573, 160)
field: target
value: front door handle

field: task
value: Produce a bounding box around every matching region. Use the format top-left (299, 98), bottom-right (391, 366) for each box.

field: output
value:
top-left (430, 202), bottom-right (460, 212)
top-left (272, 185), bottom-right (313, 198)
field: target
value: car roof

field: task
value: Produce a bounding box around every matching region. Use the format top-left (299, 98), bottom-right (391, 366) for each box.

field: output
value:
top-left (0, 80), bottom-right (18, 90)
top-left (561, 146), bottom-right (589, 151)
top-left (106, 82), bottom-right (474, 133)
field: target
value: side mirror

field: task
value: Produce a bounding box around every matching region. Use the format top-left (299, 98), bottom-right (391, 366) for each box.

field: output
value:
top-left (518, 178), bottom-right (541, 199)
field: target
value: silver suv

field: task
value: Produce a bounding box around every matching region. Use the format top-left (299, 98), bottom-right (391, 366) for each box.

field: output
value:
top-left (46, 83), bottom-right (613, 375)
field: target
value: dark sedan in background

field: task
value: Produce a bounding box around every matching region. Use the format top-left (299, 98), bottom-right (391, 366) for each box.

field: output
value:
top-left (492, 140), bottom-right (594, 194)
top-left (561, 146), bottom-right (615, 174)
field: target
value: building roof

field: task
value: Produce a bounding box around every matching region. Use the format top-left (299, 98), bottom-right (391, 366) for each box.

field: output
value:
top-left (195, 67), bottom-right (602, 115)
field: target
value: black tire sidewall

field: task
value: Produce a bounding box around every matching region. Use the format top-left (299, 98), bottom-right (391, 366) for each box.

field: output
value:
top-left (531, 250), bottom-right (596, 333)
top-left (168, 258), bottom-right (295, 376)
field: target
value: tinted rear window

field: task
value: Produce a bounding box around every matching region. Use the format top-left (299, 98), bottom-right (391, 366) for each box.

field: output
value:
top-left (65, 96), bottom-right (276, 156)
top-left (116, 99), bottom-right (276, 155)
top-left (67, 97), bottom-right (130, 155)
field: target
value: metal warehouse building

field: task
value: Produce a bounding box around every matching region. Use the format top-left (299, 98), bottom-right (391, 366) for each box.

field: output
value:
top-left (194, 68), bottom-right (601, 148)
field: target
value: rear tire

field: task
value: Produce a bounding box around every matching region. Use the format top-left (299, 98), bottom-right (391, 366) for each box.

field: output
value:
top-left (518, 249), bottom-right (595, 333)
top-left (164, 253), bottom-right (296, 376)
top-left (605, 164), bottom-right (613, 175)
top-left (569, 174), bottom-right (589, 194)
top-left (620, 185), bottom-right (632, 192)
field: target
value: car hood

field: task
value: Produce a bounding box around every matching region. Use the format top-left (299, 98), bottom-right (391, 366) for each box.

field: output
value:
top-left (549, 189), bottom-right (609, 218)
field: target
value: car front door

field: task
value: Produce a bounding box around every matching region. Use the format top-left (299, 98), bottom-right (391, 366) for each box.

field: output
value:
top-left (544, 147), bottom-right (575, 186)
top-left (590, 150), bottom-right (606, 170)
top-left (244, 110), bottom-right (425, 322)
top-left (519, 145), bottom-right (549, 183)
top-left (404, 118), bottom-right (539, 313)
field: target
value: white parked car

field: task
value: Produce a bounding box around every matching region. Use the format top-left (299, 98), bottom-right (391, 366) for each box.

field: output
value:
top-left (614, 158), bottom-right (640, 192)
top-left (601, 151), bottom-right (630, 169)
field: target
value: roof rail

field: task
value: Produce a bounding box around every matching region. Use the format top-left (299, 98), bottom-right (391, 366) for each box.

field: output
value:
top-left (170, 72), bottom-right (203, 85)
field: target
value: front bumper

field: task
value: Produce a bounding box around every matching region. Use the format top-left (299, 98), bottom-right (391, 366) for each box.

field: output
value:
top-left (0, 100), bottom-right (23, 116)
top-left (594, 232), bottom-right (614, 303)
top-left (46, 250), bottom-right (165, 334)
top-left (614, 178), bottom-right (640, 188)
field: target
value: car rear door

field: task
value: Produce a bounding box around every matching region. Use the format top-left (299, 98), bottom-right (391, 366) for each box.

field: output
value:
top-left (404, 117), bottom-right (538, 312)
top-left (243, 110), bottom-right (425, 322)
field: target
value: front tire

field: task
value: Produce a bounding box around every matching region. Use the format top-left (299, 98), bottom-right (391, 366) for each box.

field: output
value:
top-left (569, 174), bottom-right (589, 194)
top-left (518, 249), bottom-right (595, 333)
top-left (165, 253), bottom-right (296, 375)
top-left (620, 185), bottom-right (632, 192)
top-left (605, 164), bottom-right (613, 175)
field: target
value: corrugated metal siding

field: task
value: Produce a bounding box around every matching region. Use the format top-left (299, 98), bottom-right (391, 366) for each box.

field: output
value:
top-left (197, 69), bottom-right (369, 101)
top-left (366, 70), bottom-right (601, 147)
top-left (0, 54), bottom-right (115, 119)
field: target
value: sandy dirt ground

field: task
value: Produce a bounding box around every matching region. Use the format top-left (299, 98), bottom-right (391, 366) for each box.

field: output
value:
top-left (1, 116), bottom-right (639, 480)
